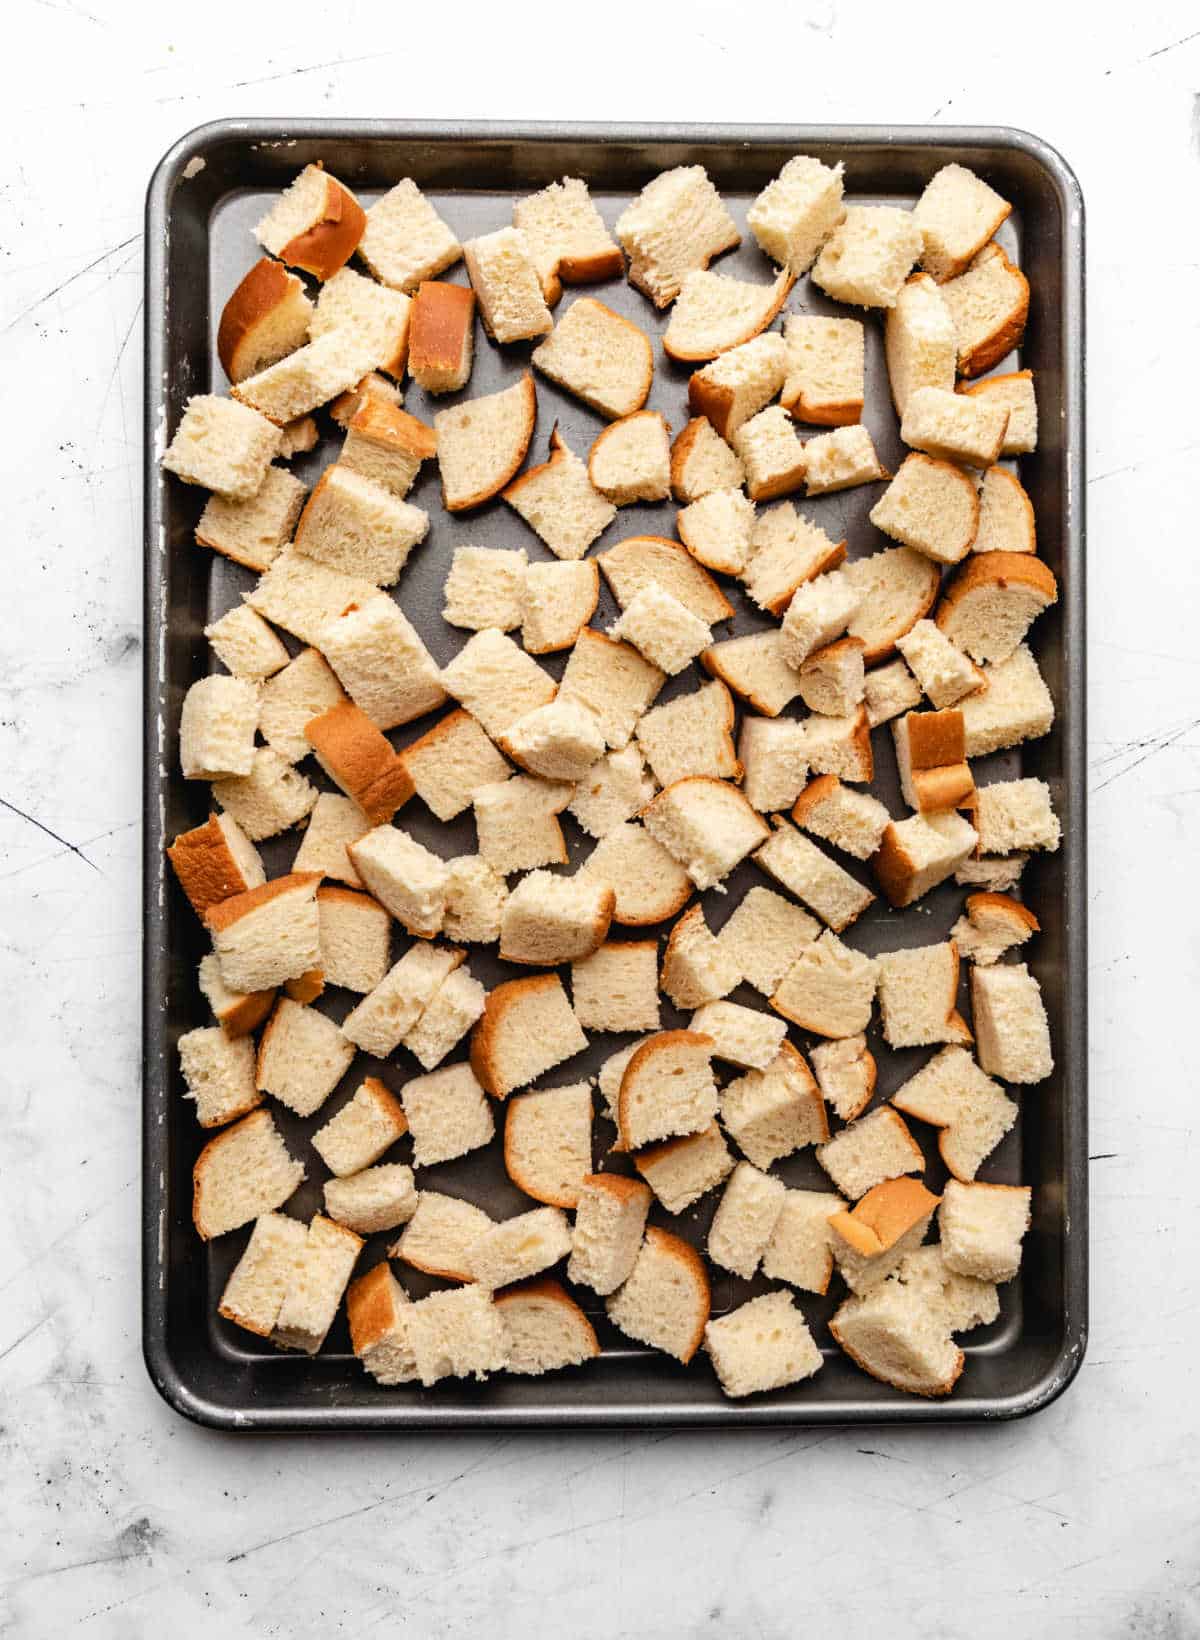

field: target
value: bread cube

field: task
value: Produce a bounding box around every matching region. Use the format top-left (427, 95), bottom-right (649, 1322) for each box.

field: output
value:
top-left (720, 1042), bottom-right (828, 1169)
top-left (812, 205), bottom-right (922, 308)
top-left (440, 628), bottom-right (557, 740)
top-left (608, 585), bottom-right (712, 676)
top-left (770, 928), bottom-right (878, 1039)
top-left (503, 428), bottom-right (616, 560)
top-left (311, 1076), bottom-right (408, 1177)
top-left (816, 1107), bottom-right (924, 1200)
top-left (606, 1227), bottom-right (711, 1363)
top-left (442, 546), bottom-right (528, 632)
top-left (348, 825), bottom-right (448, 937)
top-left (162, 394), bottom-right (281, 498)
top-left (939, 1179), bottom-right (1031, 1283)
top-left (358, 178), bottom-right (461, 290)
top-left (402, 1062), bottom-right (494, 1167)
top-left (571, 940), bottom-right (661, 1032)
top-left (705, 1290), bottom-right (824, 1398)
top-left (615, 165), bottom-right (740, 307)
top-left (320, 593), bottom-right (447, 731)
top-left (970, 962), bottom-right (1053, 1084)
top-left (780, 313), bottom-right (864, 425)
top-left (707, 1161), bottom-right (787, 1278)
top-left (748, 154), bottom-right (845, 276)
top-left (503, 1082), bottom-right (593, 1207)
top-left (179, 675), bottom-right (259, 781)
top-left (462, 226), bottom-right (553, 343)
top-left (401, 709), bottom-right (512, 822)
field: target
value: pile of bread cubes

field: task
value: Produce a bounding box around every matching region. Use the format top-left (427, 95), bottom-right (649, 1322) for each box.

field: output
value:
top-left (162, 153), bottom-right (1059, 1401)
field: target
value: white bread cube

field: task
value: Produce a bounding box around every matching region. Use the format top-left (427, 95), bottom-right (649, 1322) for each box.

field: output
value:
top-left (811, 206), bottom-right (922, 308)
top-left (403, 1285), bottom-right (508, 1387)
top-left (462, 226), bottom-right (552, 343)
top-left (608, 585), bottom-right (712, 676)
top-left (293, 465), bottom-right (427, 586)
top-left (663, 267), bottom-right (793, 362)
top-left (941, 242), bottom-right (1029, 378)
top-left (197, 951), bottom-right (274, 1039)
top-left (749, 154), bottom-right (845, 275)
top-left (339, 398), bottom-right (436, 498)
top-left (255, 997), bottom-right (354, 1118)
top-left (348, 825), bottom-right (448, 937)
top-left (248, 648), bottom-right (344, 767)
top-left (677, 487), bottom-right (757, 576)
top-left (901, 385), bottom-right (1008, 469)
top-left (346, 1263), bottom-right (415, 1384)
top-left (442, 855), bottom-right (509, 944)
top-left (321, 593), bottom-right (446, 731)
top-left (402, 965), bottom-right (486, 1069)
top-left (392, 1192), bottom-right (493, 1283)
top-left (705, 1291), bottom-right (823, 1398)
top-left (864, 658), bottom-right (923, 728)
top-left (810, 1034), bottom-right (876, 1123)
top-left (473, 775), bottom-right (573, 875)
top-left (891, 1045), bottom-right (1017, 1181)
top-left (233, 330), bottom-right (378, 425)
top-left (816, 1106), bottom-right (924, 1200)
top-left (192, 1110), bottom-right (305, 1240)
top-left (754, 817), bottom-right (874, 932)
top-left (739, 716), bottom-right (808, 813)
top-left (407, 280), bottom-right (476, 395)
top-left (588, 412), bottom-right (671, 504)
top-left (558, 628), bottom-right (665, 749)
top-left (359, 179), bottom-right (461, 291)
top-left (341, 943), bottom-right (464, 1058)
top-left (596, 1041), bottom-right (645, 1125)
top-left (598, 534), bottom-right (733, 624)
top-left (205, 873), bottom-right (320, 993)
top-left (402, 710), bottom-right (511, 823)
top-left (582, 822), bottom-right (693, 930)
top-left (670, 416), bottom-right (745, 502)
top-left (503, 428), bottom-right (616, 560)
top-left (499, 869), bottom-right (614, 966)
top-left (971, 962), bottom-right (1052, 1083)
top-left (885, 272), bottom-right (957, 417)
top-left (950, 892), bottom-right (1039, 967)
top-left (703, 632), bottom-right (803, 719)
top-left (896, 618), bottom-right (984, 709)
top-left (304, 702), bottom-right (414, 827)
top-left (162, 394), bottom-right (281, 498)
top-left (212, 749), bottom-right (319, 842)
top-left (329, 371), bottom-right (402, 428)
top-left (466, 1207), bottom-right (573, 1290)
top-left (521, 559), bottom-right (600, 655)
top-left (877, 942), bottom-right (971, 1049)
top-left (828, 1177), bottom-right (940, 1295)
top-left (435, 373), bottom-right (537, 512)
top-left (513, 175), bottom-right (623, 304)
top-left (742, 503), bottom-right (846, 617)
top-left (642, 777), bottom-right (769, 890)
top-left (218, 257), bottom-right (313, 384)
top-left (617, 1030), bottom-right (718, 1152)
top-left (180, 675), bottom-right (259, 781)
top-left (797, 636), bottom-right (866, 717)
top-left (615, 165), bottom-right (740, 307)
top-left (791, 775), bottom-right (890, 861)
top-left (167, 810), bottom-right (266, 917)
top-left (503, 1082), bottom-right (593, 1207)
top-left (936, 552), bottom-right (1059, 667)
top-left (324, 1165), bottom-right (417, 1236)
top-left (442, 546), bottom-right (527, 632)
top-left (716, 886), bottom-right (819, 996)
top-left (831, 1275), bottom-right (963, 1398)
top-left (660, 904), bottom-right (740, 1010)
top-left (178, 1024), bottom-right (261, 1129)
top-left (500, 699), bottom-right (606, 784)
top-left (732, 406), bottom-right (808, 502)
top-left (470, 973), bottom-right (587, 1099)
top-left (254, 164), bottom-right (365, 279)
top-left (780, 313), bottom-right (864, 425)
top-left (771, 928), bottom-right (878, 1039)
top-left (974, 777), bottom-right (1061, 855)
top-left (690, 1001), bottom-right (787, 1071)
top-left (195, 465), bottom-right (307, 573)
top-left (606, 1227), bottom-right (711, 1363)
top-left (218, 1212), bottom-right (307, 1337)
top-left (402, 1062), bottom-right (494, 1167)
top-left (940, 1180), bottom-right (1031, 1283)
top-left (708, 1161), bottom-right (787, 1278)
top-left (960, 370), bottom-right (1037, 455)
top-left (633, 1123), bottom-right (734, 1213)
top-left (204, 605), bottom-right (289, 682)
top-left (843, 544), bottom-right (941, 666)
top-left (568, 1175), bottom-right (652, 1296)
top-left (688, 332), bottom-right (788, 440)
top-left (874, 811), bottom-right (979, 908)
top-left (719, 1042), bottom-right (827, 1168)
top-left (913, 163), bottom-right (1012, 282)
top-left (958, 644), bottom-right (1054, 756)
top-left (310, 266), bottom-right (411, 377)
top-left (312, 1076), bottom-right (408, 1177)
top-left (530, 297), bottom-right (653, 420)
top-left (273, 1215), bottom-right (364, 1355)
top-left (247, 545), bottom-right (376, 648)
top-left (494, 1279), bottom-right (600, 1376)
top-left (762, 1188), bottom-right (846, 1295)
top-left (891, 707), bottom-right (974, 815)
top-left (637, 680), bottom-right (738, 788)
top-left (571, 940), bottom-right (661, 1033)
top-left (779, 569), bottom-right (861, 667)
top-left (974, 466), bottom-right (1037, 556)
top-left (869, 453), bottom-right (979, 565)
top-left (567, 744), bottom-right (657, 839)
top-left (315, 885), bottom-right (391, 993)
top-left (440, 628), bottom-right (557, 740)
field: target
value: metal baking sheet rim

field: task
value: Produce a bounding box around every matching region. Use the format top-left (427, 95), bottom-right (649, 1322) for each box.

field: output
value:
top-left (142, 119), bottom-right (1087, 1432)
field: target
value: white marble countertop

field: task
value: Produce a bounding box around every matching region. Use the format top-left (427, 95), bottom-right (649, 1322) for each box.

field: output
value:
top-left (3, 3), bottom-right (1199, 1634)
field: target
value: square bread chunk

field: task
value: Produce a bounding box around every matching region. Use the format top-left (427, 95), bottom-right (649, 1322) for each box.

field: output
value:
top-left (748, 154), bottom-right (845, 276)
top-left (568, 744), bottom-right (657, 839)
top-left (503, 1082), bottom-right (593, 1208)
top-left (392, 1192), bottom-right (494, 1284)
top-left (168, 810), bottom-right (266, 917)
top-left (615, 165), bottom-right (740, 307)
top-left (402, 965), bottom-right (487, 1070)
top-left (531, 297), bottom-right (654, 419)
top-left (503, 429), bottom-right (616, 560)
top-left (247, 546), bottom-right (376, 648)
top-left (720, 1042), bottom-right (828, 1169)
top-left (178, 1024), bottom-right (261, 1129)
top-left (471, 973), bottom-right (588, 1099)
top-left (939, 1179), bottom-right (1032, 1283)
top-left (633, 1122), bottom-right (735, 1213)
top-left (558, 629), bottom-right (665, 750)
top-left (877, 942), bottom-right (971, 1049)
top-left (705, 1291), bottom-right (823, 1398)
top-left (348, 825), bottom-right (448, 937)
top-left (810, 1034), bottom-right (876, 1123)
top-left (204, 605), bottom-right (290, 683)
top-left (739, 718), bottom-right (809, 815)
top-left (162, 394), bottom-right (282, 498)
top-left (606, 1227), bottom-right (711, 1363)
top-left (474, 775), bottom-right (573, 875)
top-left (324, 1164), bottom-right (418, 1236)
top-left (403, 1062), bottom-right (495, 1168)
top-left (571, 941), bottom-right (661, 1033)
top-left (781, 313), bottom-right (864, 425)
top-left (755, 817), bottom-right (874, 932)
top-left (218, 1212), bottom-right (308, 1336)
top-left (891, 1045), bottom-right (1017, 1182)
top-left (442, 856), bottom-right (509, 945)
top-left (293, 465), bottom-right (428, 586)
top-left (466, 1207), bottom-right (573, 1290)
top-left (179, 675), bottom-right (259, 782)
top-left (205, 873), bottom-right (321, 993)
top-left (320, 593), bottom-right (447, 731)
top-left (195, 466), bottom-right (308, 572)
top-left (617, 1031), bottom-right (719, 1153)
top-left (816, 1107), bottom-right (924, 1200)
top-left (193, 1110), bottom-right (305, 1240)
top-left (609, 585), bottom-right (711, 677)
top-left (442, 546), bottom-right (528, 631)
top-left (717, 886), bottom-right (820, 996)
top-left (463, 226), bottom-right (553, 343)
top-left (642, 778), bottom-right (769, 892)
top-left (359, 179), bottom-right (462, 291)
top-left (291, 794), bottom-right (370, 888)
top-left (255, 997), bottom-right (355, 1118)
top-left (913, 164), bottom-right (1012, 283)
top-left (311, 1076), bottom-right (408, 1177)
top-left (341, 942), bottom-right (464, 1058)
top-left (440, 629), bottom-right (557, 740)
top-left (316, 885), bottom-right (392, 993)
top-left (971, 962), bottom-right (1053, 1083)
top-left (707, 1161), bottom-right (788, 1279)
top-left (568, 1175), bottom-right (653, 1296)
top-left (690, 1001), bottom-right (788, 1072)
top-left (521, 559), bottom-right (601, 655)
top-left (771, 928), bottom-right (878, 1039)
top-left (811, 206), bottom-right (923, 309)
top-left (402, 710), bottom-right (512, 822)
top-left (762, 1188), bottom-right (847, 1295)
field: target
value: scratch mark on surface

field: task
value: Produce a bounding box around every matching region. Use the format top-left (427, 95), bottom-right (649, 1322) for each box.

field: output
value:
top-left (0, 1313), bottom-right (51, 1365)
top-left (0, 797), bottom-right (100, 872)
top-left (231, 50), bottom-right (398, 88)
top-left (3, 234), bottom-right (141, 335)
top-left (1091, 718), bottom-right (1200, 793)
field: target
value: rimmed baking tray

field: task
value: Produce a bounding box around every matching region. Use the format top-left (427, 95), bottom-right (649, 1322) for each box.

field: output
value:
top-left (143, 119), bottom-right (1086, 1429)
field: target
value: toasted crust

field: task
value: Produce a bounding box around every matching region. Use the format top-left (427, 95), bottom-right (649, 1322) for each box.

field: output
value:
top-left (277, 170), bottom-right (366, 281)
top-left (954, 245), bottom-right (1030, 377)
top-left (829, 1177), bottom-right (941, 1257)
top-left (640, 1227), bottom-right (712, 1364)
top-left (217, 985), bottom-right (277, 1037)
top-left (873, 825), bottom-right (956, 910)
top-left (786, 388), bottom-right (863, 427)
top-left (168, 815), bottom-right (258, 916)
top-left (912, 764), bottom-right (976, 813)
top-left (687, 374), bottom-right (740, 442)
top-left (217, 258), bottom-right (309, 384)
top-left (829, 1309), bottom-right (963, 1398)
top-left (662, 271), bottom-right (794, 362)
top-left (346, 1261), bottom-right (404, 1355)
top-left (305, 702), bottom-right (415, 826)
top-left (580, 1171), bottom-right (654, 1209)
top-left (283, 969), bottom-right (325, 1005)
top-left (408, 281), bottom-right (476, 389)
top-left (935, 551), bottom-right (1059, 633)
top-left (469, 973), bottom-right (561, 1099)
top-left (617, 1030), bottom-right (714, 1153)
top-left (442, 372), bottom-right (537, 511)
top-left (906, 708), bottom-right (966, 769)
top-left (498, 882), bottom-right (615, 968)
top-left (203, 871), bottom-right (320, 936)
top-left (598, 535), bottom-right (735, 623)
top-left (348, 396), bottom-right (437, 461)
top-left (789, 772), bottom-right (840, 828)
top-left (966, 890), bottom-right (1040, 935)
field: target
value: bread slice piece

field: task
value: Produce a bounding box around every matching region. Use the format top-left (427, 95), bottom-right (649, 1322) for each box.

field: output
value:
top-left (500, 698), bottom-right (606, 783)
top-left (828, 1177), bottom-right (940, 1294)
top-left (780, 313), bottom-right (865, 426)
top-left (869, 453), bottom-right (978, 564)
top-left (218, 1211), bottom-right (308, 1337)
top-left (971, 962), bottom-right (1052, 1083)
top-left (218, 259), bottom-right (314, 385)
top-left (670, 416), bottom-right (746, 502)
top-left (325, 1166), bottom-right (417, 1236)
top-left (863, 658), bottom-right (923, 728)
top-left (942, 242), bottom-right (1029, 377)
top-left (762, 1187), bottom-right (847, 1295)
top-left (940, 1179), bottom-right (1031, 1282)
top-left (633, 1124), bottom-right (734, 1213)
top-left (293, 464), bottom-right (427, 586)
top-left (495, 1279), bottom-right (600, 1375)
top-left (567, 1174), bottom-right (653, 1296)
top-left (754, 816), bottom-right (874, 932)
top-left (232, 331), bottom-right (379, 426)
top-left (890, 1044), bottom-right (1017, 1180)
top-left (580, 820), bottom-right (694, 927)
top-left (748, 154), bottom-right (846, 275)
top-left (873, 811), bottom-right (979, 907)
top-left (716, 886), bottom-right (819, 997)
top-left (252, 652), bottom-right (341, 766)
top-left (312, 1075), bottom-right (409, 1177)
top-left (504, 1082), bottom-right (593, 1207)
top-left (521, 560), bottom-right (600, 655)
top-left (708, 1160), bottom-right (787, 1278)
top-left (799, 700), bottom-right (872, 783)
top-left (959, 643), bottom-right (1054, 755)
top-left (178, 1023), bottom-right (261, 1129)
top-left (329, 371), bottom-right (402, 428)
top-left (596, 1041), bottom-right (646, 1125)
top-left (894, 1242), bottom-right (1000, 1336)
top-left (503, 428), bottom-right (616, 560)
top-left (168, 811), bottom-right (265, 917)
top-left (567, 744), bottom-right (657, 839)
top-left (657, 903), bottom-right (738, 1008)
top-left (810, 1033), bottom-right (876, 1123)
top-left (247, 546), bottom-right (375, 648)
top-left (816, 1106), bottom-right (924, 1200)
top-left (571, 941), bottom-right (661, 1032)
top-left (531, 297), bottom-right (653, 419)
top-left (435, 374), bottom-right (537, 512)
top-left (442, 856), bottom-right (508, 944)
top-left (720, 1041), bottom-right (828, 1168)
top-left (600, 537), bottom-right (733, 630)
top-left (391, 1191), bottom-right (492, 1282)
top-left (791, 775), bottom-right (890, 861)
top-left (803, 425), bottom-right (888, 495)
top-left (770, 928), bottom-right (878, 1038)
top-left (193, 1110), bottom-right (305, 1240)
top-left (797, 635), bottom-right (866, 717)
top-left (195, 465), bottom-right (308, 573)
top-left (255, 997), bottom-right (354, 1117)
top-left (642, 777), bottom-right (769, 891)
top-left (513, 176), bottom-right (623, 303)
top-left (440, 628), bottom-right (557, 740)
top-left (663, 268), bottom-right (793, 362)
top-left (474, 774), bottom-right (573, 875)
top-left (305, 702), bottom-right (414, 826)
top-left (197, 951), bottom-right (274, 1039)
top-left (205, 873), bottom-right (320, 993)
top-left (347, 824), bottom-right (447, 937)
top-left (701, 631), bottom-right (803, 718)
top-left (843, 545), bottom-right (941, 665)
top-left (812, 206), bottom-right (922, 308)
top-left (606, 1226), bottom-right (711, 1363)
top-left (877, 942), bottom-right (971, 1048)
top-left (732, 406), bottom-right (808, 502)
top-left (254, 163), bottom-right (365, 279)
top-left (900, 385), bottom-right (1008, 469)
top-left (959, 370), bottom-right (1037, 455)
top-left (470, 973), bottom-right (587, 1099)
top-left (162, 393), bottom-right (281, 499)
top-left (340, 941), bottom-right (464, 1057)
top-left (211, 749), bottom-right (319, 842)
top-left (359, 179), bottom-right (461, 291)
top-left (688, 332), bottom-right (789, 440)
top-left (973, 778), bottom-right (1061, 855)
top-left (346, 1262), bottom-right (415, 1384)
top-left (315, 884), bottom-right (391, 992)
top-left (636, 680), bottom-right (738, 788)
top-left (957, 853), bottom-right (1028, 892)
top-left (310, 266), bottom-right (411, 378)
top-left (179, 675), bottom-right (258, 781)
top-left (339, 399), bottom-right (437, 499)
top-left (830, 1274), bottom-right (963, 1397)
top-left (275, 413), bottom-right (319, 455)
top-left (884, 273), bottom-right (957, 416)
top-left (401, 710), bottom-right (511, 822)
top-left (407, 280), bottom-right (475, 394)
top-left (205, 605), bottom-right (290, 684)
top-left (499, 870), bottom-right (614, 966)
top-left (935, 551), bottom-right (1059, 665)
top-left (742, 504), bottom-right (847, 617)
top-left (891, 707), bottom-right (975, 814)
top-left (617, 1030), bottom-right (718, 1152)
top-left (401, 1061), bottom-right (494, 1167)
top-left (402, 1285), bottom-right (509, 1386)
top-left (950, 892), bottom-right (1039, 967)
top-left (609, 585), bottom-right (711, 676)
top-left (558, 628), bottom-right (665, 750)
top-left (462, 226), bottom-right (553, 343)
top-left (588, 412), bottom-right (672, 504)
top-left (321, 593), bottom-right (446, 731)
top-left (779, 570), bottom-right (861, 669)
top-left (738, 717), bottom-right (807, 813)
top-left (973, 466), bottom-right (1036, 556)
top-left (615, 166), bottom-right (739, 307)
top-left (691, 1001), bottom-right (788, 1071)
top-left (677, 487), bottom-right (757, 575)
top-left (913, 164), bottom-right (1012, 282)
top-left (466, 1206), bottom-right (573, 1290)
top-left (895, 619), bottom-right (985, 710)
